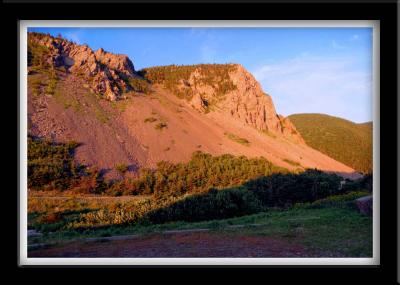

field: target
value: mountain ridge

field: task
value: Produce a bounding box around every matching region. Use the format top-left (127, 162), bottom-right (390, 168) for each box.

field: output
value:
top-left (27, 32), bottom-right (360, 179)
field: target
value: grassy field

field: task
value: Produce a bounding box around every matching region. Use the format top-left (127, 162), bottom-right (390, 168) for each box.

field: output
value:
top-left (28, 192), bottom-right (372, 257)
top-left (289, 113), bottom-right (372, 174)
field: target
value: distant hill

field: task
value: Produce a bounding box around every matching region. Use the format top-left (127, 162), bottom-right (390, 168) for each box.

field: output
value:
top-left (288, 113), bottom-right (372, 174)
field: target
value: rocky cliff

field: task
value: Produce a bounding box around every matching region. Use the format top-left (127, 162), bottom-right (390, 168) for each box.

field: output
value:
top-left (144, 64), bottom-right (305, 143)
top-left (28, 32), bottom-right (135, 101)
top-left (28, 32), bottom-right (304, 143)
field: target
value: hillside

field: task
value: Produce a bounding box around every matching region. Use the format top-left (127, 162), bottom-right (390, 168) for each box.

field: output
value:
top-left (27, 32), bottom-right (360, 179)
top-left (288, 113), bottom-right (372, 174)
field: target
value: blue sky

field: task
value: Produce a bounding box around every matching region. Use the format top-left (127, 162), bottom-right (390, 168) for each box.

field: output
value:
top-left (29, 27), bottom-right (373, 123)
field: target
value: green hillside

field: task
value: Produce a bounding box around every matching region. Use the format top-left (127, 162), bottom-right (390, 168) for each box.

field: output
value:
top-left (288, 113), bottom-right (372, 174)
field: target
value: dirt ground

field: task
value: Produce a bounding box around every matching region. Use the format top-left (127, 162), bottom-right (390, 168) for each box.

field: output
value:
top-left (29, 231), bottom-right (320, 258)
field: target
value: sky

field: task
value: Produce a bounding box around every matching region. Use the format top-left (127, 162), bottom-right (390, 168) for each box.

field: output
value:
top-left (28, 27), bottom-right (373, 123)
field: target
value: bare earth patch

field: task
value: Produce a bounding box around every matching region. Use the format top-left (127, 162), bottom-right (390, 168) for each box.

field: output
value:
top-left (29, 231), bottom-right (320, 258)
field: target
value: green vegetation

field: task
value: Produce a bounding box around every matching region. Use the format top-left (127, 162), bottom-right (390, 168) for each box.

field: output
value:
top-left (28, 137), bottom-right (372, 257)
top-left (28, 194), bottom-right (372, 257)
top-left (115, 164), bottom-right (129, 175)
top-left (289, 113), bottom-right (372, 174)
top-left (283, 158), bottom-right (302, 167)
top-left (28, 35), bottom-right (51, 70)
top-left (138, 64), bottom-right (237, 100)
top-left (84, 92), bottom-right (111, 124)
top-left (28, 75), bottom-right (46, 97)
top-left (224, 132), bottom-right (250, 146)
top-left (154, 122), bottom-right (168, 130)
top-left (28, 136), bottom-right (81, 190)
top-left (45, 71), bottom-right (59, 96)
top-left (127, 76), bottom-right (151, 94)
top-left (144, 117), bottom-right (157, 123)
top-left (28, 136), bottom-right (106, 193)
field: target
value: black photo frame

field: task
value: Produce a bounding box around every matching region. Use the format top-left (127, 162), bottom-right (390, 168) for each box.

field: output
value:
top-left (6, 0), bottom-right (398, 283)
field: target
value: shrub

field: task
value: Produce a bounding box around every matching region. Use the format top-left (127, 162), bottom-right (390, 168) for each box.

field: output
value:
top-left (115, 163), bottom-right (129, 175)
top-left (293, 191), bottom-right (371, 209)
top-left (138, 64), bottom-right (238, 100)
top-left (147, 187), bottom-right (263, 224)
top-left (224, 132), bottom-right (250, 146)
top-left (45, 71), bottom-right (58, 95)
top-left (28, 136), bottom-right (81, 190)
top-left (128, 77), bottom-right (151, 94)
top-left (155, 122), bottom-right (168, 130)
top-left (244, 169), bottom-right (342, 208)
top-left (283, 158), bottom-right (302, 167)
top-left (144, 117), bottom-right (157, 123)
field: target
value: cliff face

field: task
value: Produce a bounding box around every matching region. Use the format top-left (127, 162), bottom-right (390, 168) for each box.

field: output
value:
top-left (28, 32), bottom-right (135, 101)
top-left (28, 32), bottom-right (361, 177)
top-left (28, 32), bottom-right (304, 143)
top-left (185, 64), bottom-right (305, 143)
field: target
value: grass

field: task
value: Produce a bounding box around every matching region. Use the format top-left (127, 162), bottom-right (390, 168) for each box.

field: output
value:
top-left (224, 132), bottom-right (250, 146)
top-left (28, 199), bottom-right (372, 257)
top-left (28, 74), bottom-right (46, 97)
top-left (289, 113), bottom-right (372, 173)
top-left (53, 88), bottom-right (83, 113)
top-left (261, 130), bottom-right (277, 139)
top-left (110, 98), bottom-right (131, 114)
top-left (84, 92), bottom-right (111, 124)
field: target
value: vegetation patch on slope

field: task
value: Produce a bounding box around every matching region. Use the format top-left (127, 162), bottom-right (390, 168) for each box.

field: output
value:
top-left (138, 64), bottom-right (237, 100)
top-left (224, 132), bottom-right (250, 146)
top-left (288, 113), bottom-right (372, 174)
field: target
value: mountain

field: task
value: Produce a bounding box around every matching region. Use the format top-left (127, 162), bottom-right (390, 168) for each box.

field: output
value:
top-left (288, 113), bottom-right (372, 174)
top-left (27, 32), bottom-right (359, 179)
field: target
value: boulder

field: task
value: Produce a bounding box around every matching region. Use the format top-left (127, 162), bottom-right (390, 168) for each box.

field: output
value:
top-left (355, 195), bottom-right (372, 216)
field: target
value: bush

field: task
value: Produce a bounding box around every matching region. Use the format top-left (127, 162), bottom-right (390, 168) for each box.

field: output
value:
top-left (244, 169), bottom-right (342, 208)
top-left (224, 132), bottom-right (250, 146)
top-left (293, 191), bottom-right (371, 210)
top-left (147, 187), bottom-right (263, 224)
top-left (115, 163), bottom-right (129, 175)
top-left (28, 136), bottom-right (81, 190)
top-left (128, 77), bottom-right (151, 94)
top-left (144, 117), bottom-right (157, 123)
top-left (342, 174), bottom-right (373, 193)
top-left (138, 64), bottom-right (238, 100)
top-left (154, 122), bottom-right (168, 130)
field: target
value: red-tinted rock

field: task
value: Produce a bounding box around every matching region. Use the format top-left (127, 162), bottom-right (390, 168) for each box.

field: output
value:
top-left (355, 195), bottom-right (372, 216)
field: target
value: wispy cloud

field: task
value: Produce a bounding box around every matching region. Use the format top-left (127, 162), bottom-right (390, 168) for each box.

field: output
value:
top-left (191, 29), bottom-right (219, 63)
top-left (63, 30), bottom-right (83, 44)
top-left (350, 34), bottom-right (360, 41)
top-left (200, 42), bottom-right (218, 63)
top-left (331, 40), bottom-right (346, 49)
top-left (252, 54), bottom-right (372, 122)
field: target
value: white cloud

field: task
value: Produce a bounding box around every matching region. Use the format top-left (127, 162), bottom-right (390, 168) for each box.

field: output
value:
top-left (252, 54), bottom-right (372, 123)
top-left (351, 34), bottom-right (360, 41)
top-left (331, 40), bottom-right (346, 49)
top-left (200, 43), bottom-right (218, 63)
top-left (63, 31), bottom-right (83, 44)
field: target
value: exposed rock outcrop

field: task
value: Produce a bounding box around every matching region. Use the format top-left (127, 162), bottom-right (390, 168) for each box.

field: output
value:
top-left (355, 195), bottom-right (372, 216)
top-left (28, 32), bottom-right (135, 101)
top-left (28, 32), bottom-right (304, 143)
top-left (167, 64), bottom-right (305, 143)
